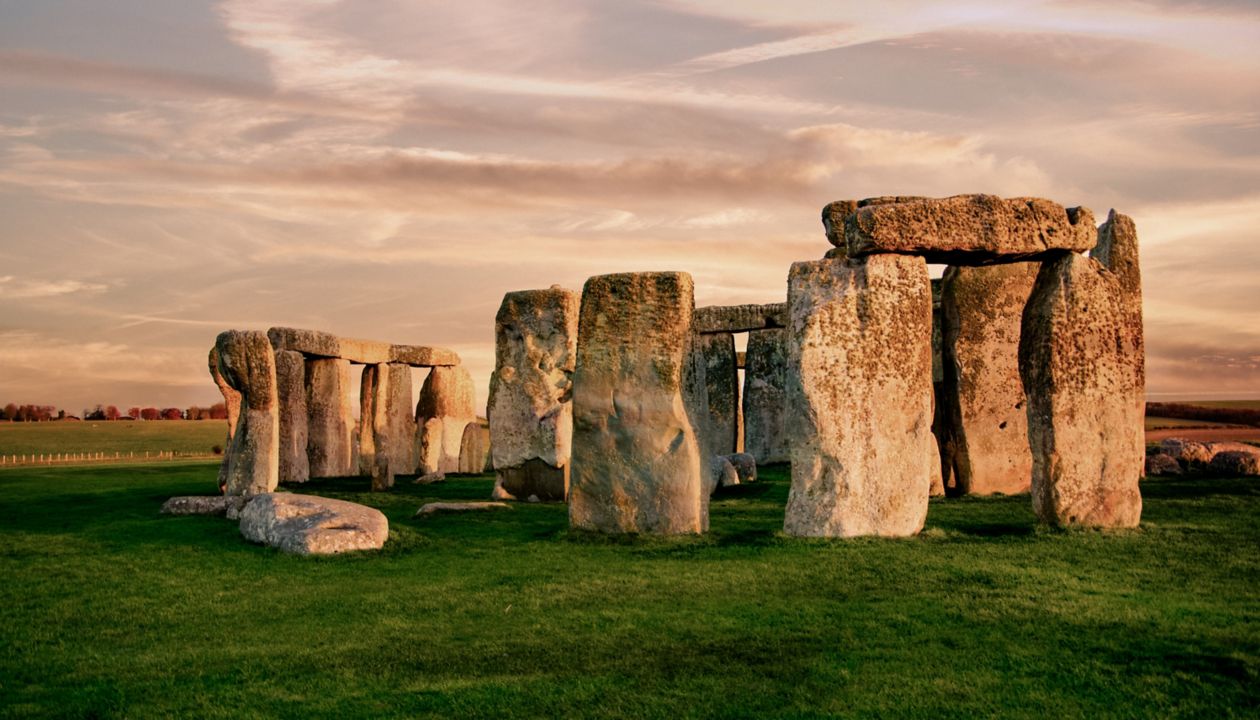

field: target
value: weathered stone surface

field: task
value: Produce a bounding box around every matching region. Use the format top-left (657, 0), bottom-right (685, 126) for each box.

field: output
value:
top-left (705, 456), bottom-right (740, 496)
top-left (569, 272), bottom-right (707, 534)
top-left (1160, 438), bottom-right (1213, 468)
top-left (845, 195), bottom-right (1097, 264)
top-left (1092, 210), bottom-right (1143, 350)
top-left (783, 255), bottom-right (936, 538)
top-left (416, 366), bottom-right (477, 475)
top-left (239, 493), bottom-right (388, 555)
top-left (1145, 453), bottom-right (1183, 477)
top-left (487, 286), bottom-right (579, 501)
top-left (743, 328), bottom-right (789, 465)
top-left (208, 346), bottom-right (242, 491)
top-left (274, 350), bottom-right (310, 484)
top-left (929, 279), bottom-right (949, 498)
top-left (698, 333), bottom-right (739, 457)
top-left (413, 472), bottom-right (446, 485)
top-left (414, 501), bottom-right (511, 517)
top-left (359, 363), bottom-right (416, 490)
top-left (459, 420), bottom-right (491, 474)
top-left (694, 303), bottom-right (787, 334)
top-left (1020, 252), bottom-right (1144, 528)
top-left (160, 495), bottom-right (250, 516)
top-left (940, 262), bottom-right (1039, 496)
top-left (1209, 450), bottom-right (1260, 476)
top-left (822, 200), bottom-right (859, 248)
top-left (723, 453), bottom-right (757, 484)
top-left (267, 327), bottom-right (460, 367)
top-left (215, 330), bottom-right (279, 497)
top-left (305, 358), bottom-right (354, 478)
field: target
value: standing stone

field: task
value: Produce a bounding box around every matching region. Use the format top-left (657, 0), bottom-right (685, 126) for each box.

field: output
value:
top-left (459, 420), bottom-right (491, 474)
top-left (360, 363), bottom-right (416, 490)
top-left (305, 358), bottom-right (354, 478)
top-left (699, 333), bottom-right (739, 458)
top-left (416, 366), bottom-right (477, 475)
top-left (742, 328), bottom-right (790, 464)
top-left (208, 346), bottom-right (243, 492)
top-left (783, 255), bottom-right (936, 538)
top-left (274, 350), bottom-right (310, 484)
top-left (1020, 252), bottom-right (1143, 528)
top-left (214, 330), bottom-right (279, 496)
top-left (929, 279), bottom-right (949, 497)
top-left (569, 272), bottom-right (707, 534)
top-left (487, 287), bottom-right (579, 501)
top-left (940, 262), bottom-right (1039, 496)
top-left (1092, 209), bottom-right (1145, 385)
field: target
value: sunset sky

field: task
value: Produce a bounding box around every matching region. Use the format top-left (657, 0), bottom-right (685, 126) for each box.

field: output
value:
top-left (1, 0), bottom-right (1258, 414)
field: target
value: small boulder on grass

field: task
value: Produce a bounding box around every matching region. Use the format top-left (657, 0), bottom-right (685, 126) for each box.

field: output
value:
top-left (723, 453), bottom-right (757, 484)
top-left (1209, 450), bottom-right (1260, 476)
top-left (414, 502), bottom-right (511, 517)
top-left (1160, 438), bottom-right (1213, 468)
top-left (161, 496), bottom-right (250, 517)
top-left (239, 493), bottom-right (388, 555)
top-left (1144, 453), bottom-right (1182, 477)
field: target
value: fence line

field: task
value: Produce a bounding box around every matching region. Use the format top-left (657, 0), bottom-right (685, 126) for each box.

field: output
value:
top-left (0, 450), bottom-right (220, 467)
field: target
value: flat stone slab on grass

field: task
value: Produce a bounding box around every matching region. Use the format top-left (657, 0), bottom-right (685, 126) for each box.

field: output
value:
top-left (161, 496), bottom-right (249, 516)
top-left (239, 493), bottom-right (388, 555)
top-left (414, 502), bottom-right (512, 517)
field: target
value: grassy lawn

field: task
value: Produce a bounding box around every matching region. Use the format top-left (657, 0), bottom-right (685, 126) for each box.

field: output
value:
top-left (1, 464), bottom-right (1257, 718)
top-left (0, 421), bottom-right (227, 458)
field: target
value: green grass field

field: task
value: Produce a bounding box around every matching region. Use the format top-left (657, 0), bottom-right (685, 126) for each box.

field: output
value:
top-left (0, 421), bottom-right (226, 457)
top-left (1, 464), bottom-right (1256, 718)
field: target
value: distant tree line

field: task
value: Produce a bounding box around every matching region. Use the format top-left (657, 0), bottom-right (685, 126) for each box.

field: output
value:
top-left (1145, 402), bottom-right (1260, 428)
top-left (1, 403), bottom-right (229, 422)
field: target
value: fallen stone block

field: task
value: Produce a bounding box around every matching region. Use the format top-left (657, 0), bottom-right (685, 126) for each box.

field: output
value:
top-left (239, 493), bottom-right (388, 555)
top-left (414, 502), bottom-right (512, 517)
top-left (160, 496), bottom-right (250, 516)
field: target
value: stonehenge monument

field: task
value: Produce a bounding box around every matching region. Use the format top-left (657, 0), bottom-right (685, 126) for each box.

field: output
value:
top-left (209, 328), bottom-right (462, 492)
top-left (569, 272), bottom-right (707, 534)
top-left (208, 346), bottom-right (242, 491)
top-left (206, 192), bottom-right (1145, 539)
top-left (487, 286), bottom-right (579, 501)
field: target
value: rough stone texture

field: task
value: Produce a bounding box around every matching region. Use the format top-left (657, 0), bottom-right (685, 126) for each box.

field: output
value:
top-left (698, 333), bottom-right (739, 458)
top-left (1209, 450), bottom-right (1260, 476)
top-left (1020, 252), bottom-right (1144, 528)
top-left (208, 346), bottom-right (243, 491)
top-left (569, 272), bottom-right (707, 534)
top-left (742, 328), bottom-right (789, 465)
top-left (705, 456), bottom-right (740, 496)
top-left (783, 255), bottom-right (936, 538)
top-left (1145, 453), bottom-right (1183, 477)
top-left (1092, 209), bottom-right (1146, 403)
top-left (239, 493), bottom-right (388, 555)
top-left (487, 286), bottom-right (579, 501)
top-left (267, 327), bottom-right (460, 367)
top-left (160, 495), bottom-right (250, 516)
top-left (929, 279), bottom-right (948, 498)
top-left (822, 200), bottom-right (859, 248)
top-left (459, 421), bottom-right (491, 474)
top-left (723, 453), bottom-right (757, 484)
top-left (414, 501), bottom-right (512, 517)
top-left (1207, 441), bottom-right (1260, 459)
top-left (416, 366), bottom-right (478, 475)
top-left (694, 303), bottom-right (787, 334)
top-left (413, 472), bottom-right (446, 485)
top-left (845, 195), bottom-right (1097, 264)
top-left (305, 358), bottom-right (355, 478)
top-left (359, 363), bottom-right (416, 490)
top-left (940, 262), bottom-right (1039, 496)
top-left (215, 331), bottom-right (279, 497)
top-left (274, 350), bottom-right (310, 484)
top-left (1160, 438), bottom-right (1213, 468)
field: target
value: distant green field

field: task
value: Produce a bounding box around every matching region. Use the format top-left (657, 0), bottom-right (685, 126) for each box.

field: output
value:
top-left (0, 421), bottom-right (227, 457)
top-left (1, 464), bottom-right (1257, 717)
top-left (1185, 400), bottom-right (1260, 410)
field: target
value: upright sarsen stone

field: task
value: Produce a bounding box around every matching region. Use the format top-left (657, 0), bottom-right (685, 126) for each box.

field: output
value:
top-left (1020, 252), bottom-right (1143, 528)
top-left (783, 255), bottom-right (935, 538)
top-left (569, 272), bottom-right (707, 534)
top-left (208, 346), bottom-right (243, 491)
top-left (274, 350), bottom-right (310, 484)
top-left (305, 358), bottom-right (354, 478)
top-left (487, 287), bottom-right (579, 501)
top-left (360, 363), bottom-right (416, 490)
top-left (940, 263), bottom-right (1039, 495)
top-left (742, 328), bottom-right (789, 464)
top-left (215, 330), bottom-right (279, 496)
top-left (699, 333), bottom-right (739, 458)
top-left (416, 366), bottom-right (477, 475)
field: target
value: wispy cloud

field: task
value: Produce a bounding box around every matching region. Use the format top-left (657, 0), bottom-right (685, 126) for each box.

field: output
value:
top-left (0, 277), bottom-right (108, 299)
